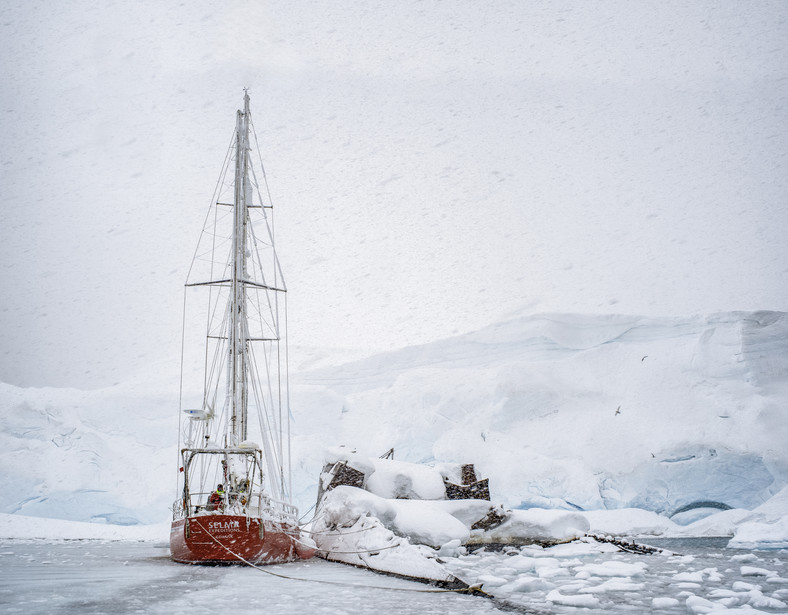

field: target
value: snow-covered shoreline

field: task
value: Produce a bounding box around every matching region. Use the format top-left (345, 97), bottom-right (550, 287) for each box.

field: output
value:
top-left (6, 483), bottom-right (785, 551)
top-left (0, 513), bottom-right (169, 542)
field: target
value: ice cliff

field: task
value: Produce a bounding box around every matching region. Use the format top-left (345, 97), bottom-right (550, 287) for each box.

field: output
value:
top-left (293, 311), bottom-right (788, 518)
top-left (1, 311), bottom-right (786, 527)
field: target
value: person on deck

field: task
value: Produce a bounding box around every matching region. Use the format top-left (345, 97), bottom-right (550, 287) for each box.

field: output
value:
top-left (207, 484), bottom-right (225, 512)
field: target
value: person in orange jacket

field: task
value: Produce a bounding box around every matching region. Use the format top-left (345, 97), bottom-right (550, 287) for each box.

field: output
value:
top-left (207, 484), bottom-right (225, 511)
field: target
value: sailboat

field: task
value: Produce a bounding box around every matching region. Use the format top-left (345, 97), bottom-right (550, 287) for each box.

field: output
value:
top-left (170, 92), bottom-right (314, 564)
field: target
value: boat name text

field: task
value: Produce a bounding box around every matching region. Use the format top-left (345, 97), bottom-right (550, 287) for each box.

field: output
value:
top-left (208, 520), bottom-right (241, 531)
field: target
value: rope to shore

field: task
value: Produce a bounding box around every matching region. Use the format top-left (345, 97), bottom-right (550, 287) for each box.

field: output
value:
top-left (300, 524), bottom-right (376, 537)
top-left (293, 533), bottom-right (405, 555)
top-left (191, 520), bottom-right (491, 597)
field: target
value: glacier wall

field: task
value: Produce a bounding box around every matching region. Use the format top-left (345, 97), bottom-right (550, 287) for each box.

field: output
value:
top-left (1, 311), bottom-right (785, 524)
top-left (293, 311), bottom-right (788, 516)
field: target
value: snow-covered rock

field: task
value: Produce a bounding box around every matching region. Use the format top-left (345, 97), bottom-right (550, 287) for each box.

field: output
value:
top-left (364, 459), bottom-right (447, 500)
top-left (473, 508), bottom-right (589, 545)
top-left (310, 486), bottom-right (463, 584)
top-left (314, 486), bottom-right (479, 549)
top-left (314, 484), bottom-right (589, 553)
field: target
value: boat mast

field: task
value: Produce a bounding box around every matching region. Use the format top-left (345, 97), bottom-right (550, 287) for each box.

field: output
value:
top-left (229, 91), bottom-right (251, 445)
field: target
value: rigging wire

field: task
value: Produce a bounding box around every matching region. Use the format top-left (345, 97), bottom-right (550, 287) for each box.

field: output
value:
top-left (248, 342), bottom-right (284, 497)
top-left (285, 293), bottom-right (293, 501)
top-left (254, 119), bottom-right (293, 503)
top-left (184, 128), bottom-right (236, 284)
top-left (298, 501), bottom-right (319, 525)
top-left (300, 525), bottom-right (375, 537)
top-left (178, 127), bottom-right (235, 495)
top-left (247, 115), bottom-right (290, 501)
top-left (177, 96), bottom-right (301, 525)
top-left (176, 288), bottom-right (188, 492)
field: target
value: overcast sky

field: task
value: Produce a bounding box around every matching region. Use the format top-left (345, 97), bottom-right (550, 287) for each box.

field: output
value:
top-left (1, 1), bottom-right (787, 389)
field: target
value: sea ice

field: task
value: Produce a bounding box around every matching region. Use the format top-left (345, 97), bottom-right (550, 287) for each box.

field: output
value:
top-left (546, 589), bottom-right (601, 608)
top-left (576, 560), bottom-right (648, 578)
top-left (729, 514), bottom-right (788, 550)
top-left (578, 578), bottom-right (645, 592)
top-left (652, 596), bottom-right (680, 608)
top-left (741, 565), bottom-right (778, 577)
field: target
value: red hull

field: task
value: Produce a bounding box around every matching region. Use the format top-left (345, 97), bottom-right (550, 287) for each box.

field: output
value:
top-left (170, 515), bottom-right (314, 565)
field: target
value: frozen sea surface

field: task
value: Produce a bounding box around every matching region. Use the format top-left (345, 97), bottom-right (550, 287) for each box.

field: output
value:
top-left (0, 540), bottom-right (498, 615)
top-left (444, 538), bottom-right (788, 614)
top-left (1, 538), bottom-right (787, 614)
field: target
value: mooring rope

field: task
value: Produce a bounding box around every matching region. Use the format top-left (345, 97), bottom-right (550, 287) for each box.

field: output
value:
top-left (292, 533), bottom-right (405, 555)
top-left (191, 519), bottom-right (491, 597)
top-left (300, 524), bottom-right (376, 537)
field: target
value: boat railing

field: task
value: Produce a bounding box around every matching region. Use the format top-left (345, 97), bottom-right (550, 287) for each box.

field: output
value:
top-left (247, 492), bottom-right (299, 524)
top-left (174, 490), bottom-right (299, 524)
